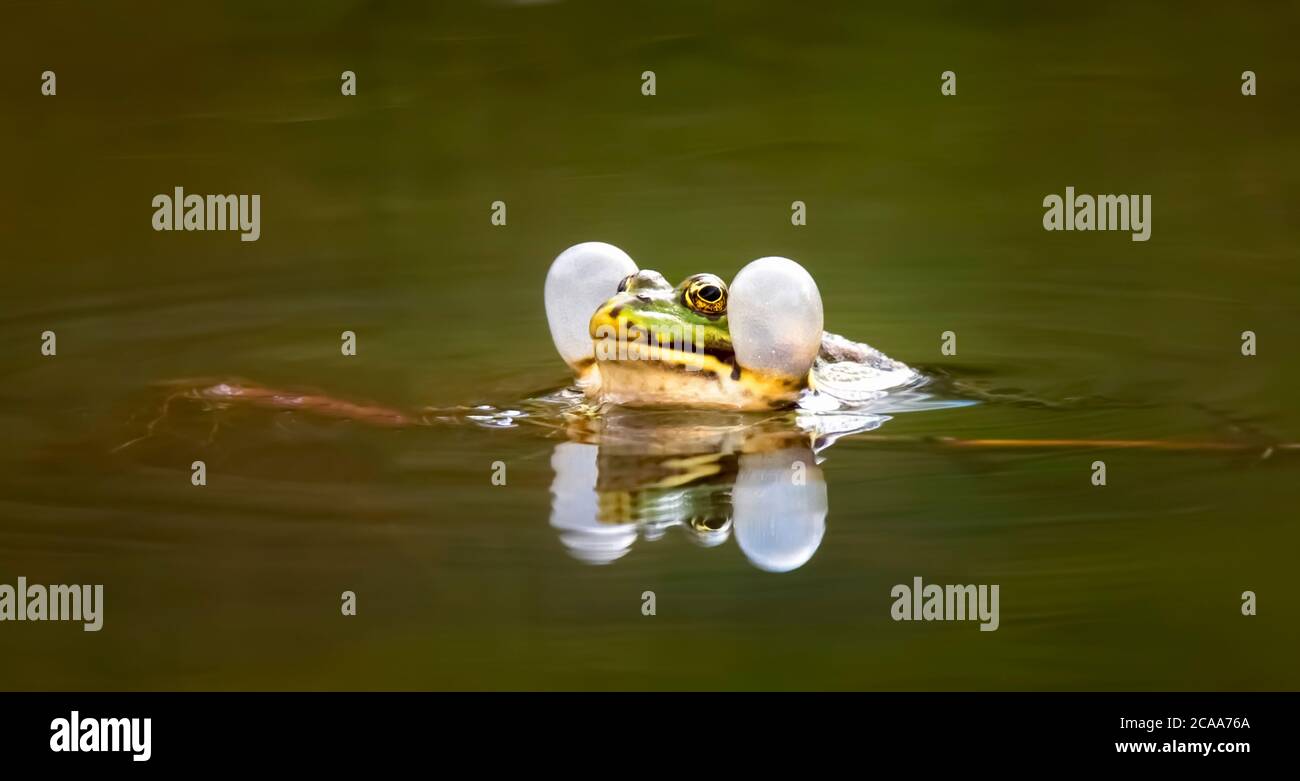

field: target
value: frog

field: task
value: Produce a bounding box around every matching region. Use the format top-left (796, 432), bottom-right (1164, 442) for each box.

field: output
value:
top-left (544, 242), bottom-right (920, 411)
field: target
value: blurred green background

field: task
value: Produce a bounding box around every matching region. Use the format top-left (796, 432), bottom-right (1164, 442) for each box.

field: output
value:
top-left (0, 1), bottom-right (1296, 689)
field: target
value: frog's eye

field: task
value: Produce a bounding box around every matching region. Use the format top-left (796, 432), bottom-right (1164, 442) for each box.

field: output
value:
top-left (682, 274), bottom-right (729, 316)
top-left (545, 242), bottom-right (638, 369)
top-left (727, 257), bottom-right (824, 380)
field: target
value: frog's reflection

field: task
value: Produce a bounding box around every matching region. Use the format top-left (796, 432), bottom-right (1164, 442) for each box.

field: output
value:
top-left (549, 409), bottom-right (868, 572)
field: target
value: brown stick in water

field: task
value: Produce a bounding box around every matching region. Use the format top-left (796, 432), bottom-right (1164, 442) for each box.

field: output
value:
top-left (850, 435), bottom-right (1295, 455)
top-left (193, 381), bottom-right (415, 427)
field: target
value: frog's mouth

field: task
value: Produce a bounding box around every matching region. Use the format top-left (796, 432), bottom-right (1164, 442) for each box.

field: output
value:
top-left (592, 335), bottom-right (717, 372)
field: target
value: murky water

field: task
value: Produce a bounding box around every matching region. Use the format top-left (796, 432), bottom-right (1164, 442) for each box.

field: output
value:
top-left (2, 3), bottom-right (1298, 689)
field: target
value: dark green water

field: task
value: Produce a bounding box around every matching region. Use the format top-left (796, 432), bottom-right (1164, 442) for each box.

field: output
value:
top-left (1, 2), bottom-right (1297, 689)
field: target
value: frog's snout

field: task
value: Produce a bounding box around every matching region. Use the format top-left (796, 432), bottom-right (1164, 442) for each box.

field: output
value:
top-left (619, 269), bottom-right (672, 297)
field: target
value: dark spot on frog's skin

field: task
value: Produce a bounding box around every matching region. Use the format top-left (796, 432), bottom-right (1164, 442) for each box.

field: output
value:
top-left (702, 346), bottom-right (735, 365)
top-left (608, 305), bottom-right (623, 319)
top-left (669, 362), bottom-right (716, 380)
top-left (730, 364), bottom-right (741, 381)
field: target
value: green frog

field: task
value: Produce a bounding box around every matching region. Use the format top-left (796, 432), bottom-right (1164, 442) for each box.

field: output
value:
top-left (544, 242), bottom-right (920, 411)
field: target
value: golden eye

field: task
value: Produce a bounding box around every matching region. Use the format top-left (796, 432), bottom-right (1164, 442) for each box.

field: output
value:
top-left (683, 275), bottom-right (728, 316)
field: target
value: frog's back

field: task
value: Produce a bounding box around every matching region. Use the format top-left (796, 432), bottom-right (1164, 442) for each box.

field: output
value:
top-left (807, 332), bottom-right (921, 405)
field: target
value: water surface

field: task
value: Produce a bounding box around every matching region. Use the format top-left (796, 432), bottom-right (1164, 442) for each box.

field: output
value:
top-left (1, 2), bottom-right (1297, 689)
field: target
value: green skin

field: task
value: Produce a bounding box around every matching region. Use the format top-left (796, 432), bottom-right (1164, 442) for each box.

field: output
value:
top-left (594, 270), bottom-right (733, 358)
